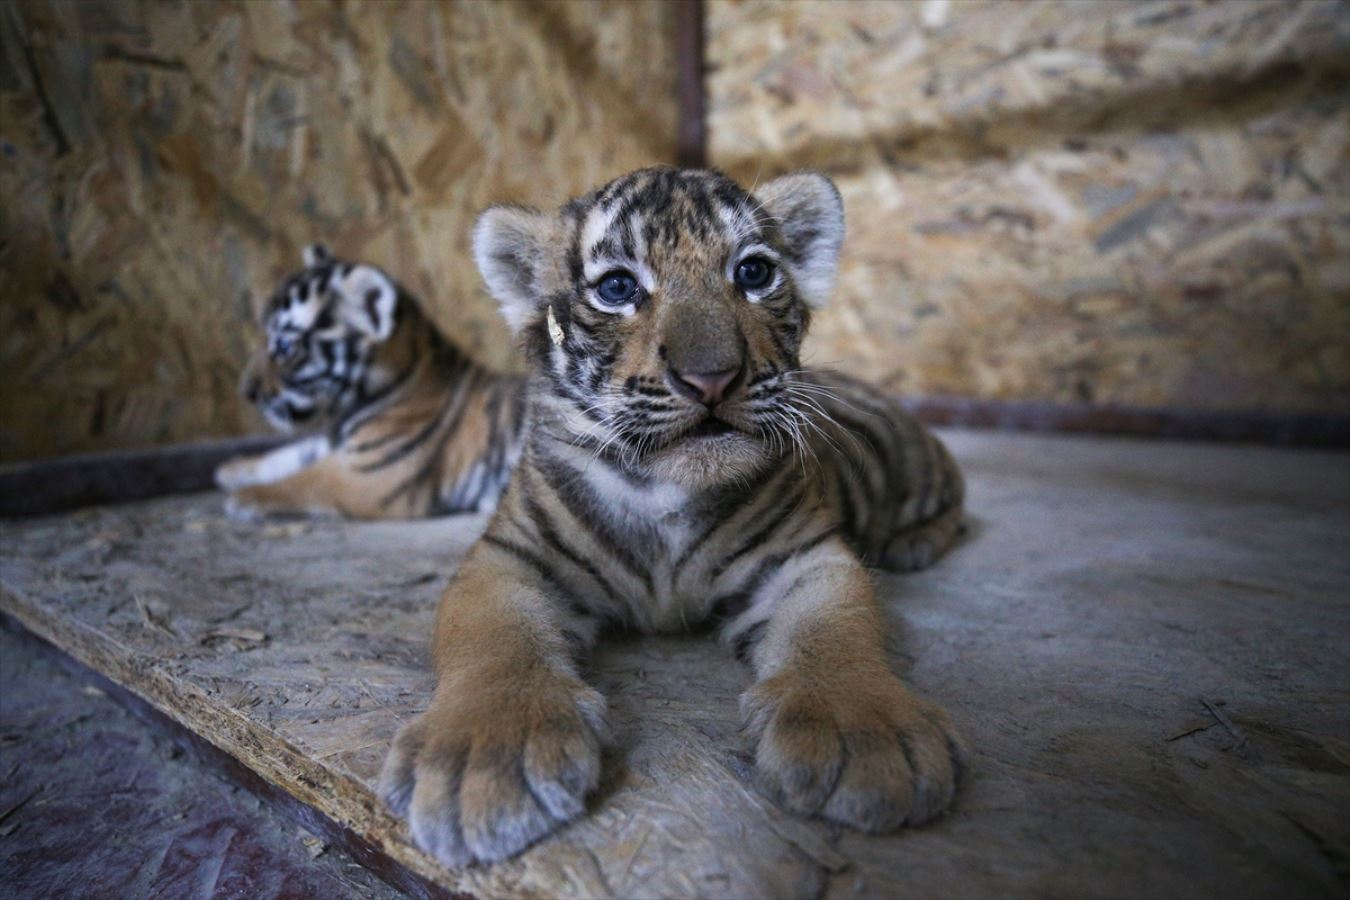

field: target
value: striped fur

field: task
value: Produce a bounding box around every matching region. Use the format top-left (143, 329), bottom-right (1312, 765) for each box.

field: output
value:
top-left (216, 245), bottom-right (526, 519)
top-left (380, 168), bottom-right (968, 867)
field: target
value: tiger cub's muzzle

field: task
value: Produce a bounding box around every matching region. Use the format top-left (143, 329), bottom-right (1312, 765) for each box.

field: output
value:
top-left (660, 298), bottom-right (751, 414)
top-left (239, 348), bottom-right (317, 433)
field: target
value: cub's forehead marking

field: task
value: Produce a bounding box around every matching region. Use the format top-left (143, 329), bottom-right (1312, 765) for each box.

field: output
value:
top-left (581, 202), bottom-right (651, 272)
top-left (272, 287), bottom-right (324, 330)
top-left (575, 170), bottom-right (772, 288)
top-left (267, 262), bottom-right (345, 331)
top-left (581, 201), bottom-right (625, 259)
top-left (580, 212), bottom-right (657, 296)
top-left (717, 200), bottom-right (766, 250)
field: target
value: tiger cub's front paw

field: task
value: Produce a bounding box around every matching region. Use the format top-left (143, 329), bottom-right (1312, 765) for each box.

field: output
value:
top-left (222, 490), bottom-right (266, 522)
top-left (742, 672), bottom-right (967, 832)
top-left (214, 455), bottom-right (260, 491)
top-left (379, 676), bottom-right (607, 867)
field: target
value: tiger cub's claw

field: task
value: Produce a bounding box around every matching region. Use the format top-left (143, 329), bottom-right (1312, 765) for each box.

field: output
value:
top-left (742, 671), bottom-right (967, 832)
top-left (379, 677), bottom-right (607, 867)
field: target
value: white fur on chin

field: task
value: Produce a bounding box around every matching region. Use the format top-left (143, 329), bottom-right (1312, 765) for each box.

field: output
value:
top-left (645, 433), bottom-right (770, 490)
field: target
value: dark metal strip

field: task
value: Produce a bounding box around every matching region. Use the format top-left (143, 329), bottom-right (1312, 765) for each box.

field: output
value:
top-left (903, 395), bottom-right (1350, 448)
top-left (675, 0), bottom-right (707, 168)
top-left (2, 394), bottom-right (1345, 521)
top-left (0, 434), bottom-right (287, 517)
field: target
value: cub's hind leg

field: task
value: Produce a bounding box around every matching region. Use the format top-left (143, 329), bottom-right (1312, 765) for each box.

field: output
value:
top-left (222, 458), bottom-right (347, 520)
top-left (877, 503), bottom-right (966, 573)
top-left (875, 425), bottom-right (966, 573)
top-left (808, 372), bottom-right (967, 574)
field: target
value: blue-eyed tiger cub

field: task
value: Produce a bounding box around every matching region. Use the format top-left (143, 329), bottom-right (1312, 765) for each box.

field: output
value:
top-left (379, 167), bottom-right (968, 867)
top-left (215, 245), bottom-right (526, 519)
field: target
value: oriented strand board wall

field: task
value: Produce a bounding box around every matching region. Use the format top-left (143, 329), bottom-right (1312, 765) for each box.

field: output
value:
top-left (708, 0), bottom-right (1350, 414)
top-left (0, 0), bottom-right (678, 461)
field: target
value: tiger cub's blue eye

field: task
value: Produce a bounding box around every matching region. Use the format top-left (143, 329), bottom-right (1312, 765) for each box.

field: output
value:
top-left (596, 271), bottom-right (639, 306)
top-left (734, 257), bottom-right (774, 290)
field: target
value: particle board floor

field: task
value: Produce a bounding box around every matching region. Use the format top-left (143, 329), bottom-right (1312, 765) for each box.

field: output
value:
top-left (1, 430), bottom-right (1347, 899)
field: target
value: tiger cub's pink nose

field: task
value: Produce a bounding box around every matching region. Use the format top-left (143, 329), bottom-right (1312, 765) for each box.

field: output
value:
top-left (670, 366), bottom-right (739, 406)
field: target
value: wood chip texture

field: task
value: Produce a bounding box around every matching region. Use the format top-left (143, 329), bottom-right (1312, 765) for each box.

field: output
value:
top-left (2, 431), bottom-right (1348, 897)
top-left (0, 0), bottom-right (678, 461)
top-left (708, 0), bottom-right (1350, 414)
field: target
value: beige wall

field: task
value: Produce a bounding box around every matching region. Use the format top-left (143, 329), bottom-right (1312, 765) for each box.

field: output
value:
top-left (708, 0), bottom-right (1350, 414)
top-left (3, 0), bottom-right (1347, 462)
top-left (0, 0), bottom-right (679, 461)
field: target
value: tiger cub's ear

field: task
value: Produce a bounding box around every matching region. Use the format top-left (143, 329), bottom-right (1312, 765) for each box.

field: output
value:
top-left (473, 204), bottom-right (555, 335)
top-left (754, 172), bottom-right (845, 309)
top-left (333, 264), bottom-right (398, 341)
top-left (303, 243), bottom-right (332, 268)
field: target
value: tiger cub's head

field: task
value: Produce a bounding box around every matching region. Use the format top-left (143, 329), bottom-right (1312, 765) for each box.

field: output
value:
top-left (474, 166), bottom-right (844, 489)
top-left (241, 244), bottom-right (399, 432)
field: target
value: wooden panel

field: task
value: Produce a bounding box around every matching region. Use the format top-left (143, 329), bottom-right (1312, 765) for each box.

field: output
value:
top-left (0, 618), bottom-right (440, 899)
top-left (1, 431), bottom-right (1348, 896)
top-left (707, 0), bottom-right (1350, 415)
top-left (0, 0), bottom-right (679, 461)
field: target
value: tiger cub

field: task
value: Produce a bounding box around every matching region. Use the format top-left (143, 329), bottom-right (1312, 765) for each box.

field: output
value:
top-left (215, 245), bottom-right (526, 519)
top-left (379, 167), bottom-right (968, 866)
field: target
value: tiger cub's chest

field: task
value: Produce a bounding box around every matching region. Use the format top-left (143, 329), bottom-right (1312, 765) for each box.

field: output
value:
top-left (576, 467), bottom-right (726, 632)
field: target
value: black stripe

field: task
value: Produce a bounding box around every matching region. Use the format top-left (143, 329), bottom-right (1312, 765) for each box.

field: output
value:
top-left (560, 627), bottom-right (590, 657)
top-left (709, 484), bottom-right (806, 579)
top-left (708, 592), bottom-right (752, 624)
top-left (790, 527), bottom-right (840, 559)
top-left (520, 468), bottom-right (624, 607)
top-left (715, 527), bottom-right (843, 657)
top-left (377, 374), bottom-right (486, 508)
top-left (534, 451), bottom-right (656, 595)
top-left (734, 620), bottom-right (768, 663)
top-left (824, 406), bottom-right (889, 464)
top-left (480, 535), bottom-right (577, 603)
top-left (341, 357), bottom-right (420, 442)
top-left (747, 365), bottom-right (780, 388)
top-left (379, 454), bottom-right (437, 510)
top-left (764, 324), bottom-right (794, 367)
top-left (833, 466), bottom-right (858, 536)
top-left (347, 427), bottom-right (405, 455)
top-left (720, 526), bottom-right (839, 612)
top-left (356, 398), bottom-right (448, 472)
top-left (676, 465), bottom-right (784, 571)
top-left (823, 406), bottom-right (894, 524)
top-left (360, 368), bottom-right (478, 474)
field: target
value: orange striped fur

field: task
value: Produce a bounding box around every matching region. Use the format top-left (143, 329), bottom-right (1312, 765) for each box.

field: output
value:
top-left (216, 246), bottom-right (525, 519)
top-left (380, 168), bottom-right (969, 867)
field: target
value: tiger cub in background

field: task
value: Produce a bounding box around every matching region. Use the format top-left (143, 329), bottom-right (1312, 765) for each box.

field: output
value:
top-left (215, 245), bottom-right (526, 519)
top-left (380, 167), bottom-right (968, 867)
